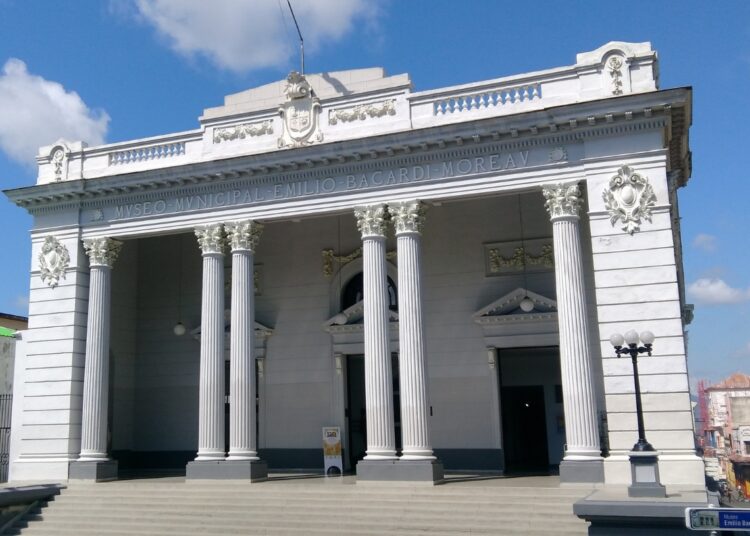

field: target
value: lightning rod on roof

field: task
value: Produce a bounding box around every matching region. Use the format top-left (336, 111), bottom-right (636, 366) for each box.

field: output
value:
top-left (286, 0), bottom-right (305, 75)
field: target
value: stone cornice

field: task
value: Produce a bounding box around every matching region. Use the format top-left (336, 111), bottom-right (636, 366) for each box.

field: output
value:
top-left (5, 89), bottom-right (689, 215)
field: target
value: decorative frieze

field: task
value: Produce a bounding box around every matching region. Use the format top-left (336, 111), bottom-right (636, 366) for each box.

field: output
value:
top-left (603, 165), bottom-right (656, 234)
top-left (329, 99), bottom-right (396, 125)
top-left (542, 182), bottom-right (582, 220)
top-left (225, 220), bottom-right (263, 252)
top-left (486, 239), bottom-right (554, 275)
top-left (38, 236), bottom-right (70, 288)
top-left (354, 204), bottom-right (388, 237)
top-left (322, 247), bottom-right (396, 277)
top-left (278, 71), bottom-right (323, 149)
top-left (83, 237), bottom-right (122, 268)
top-left (213, 121), bottom-right (273, 144)
top-left (195, 224), bottom-right (225, 255)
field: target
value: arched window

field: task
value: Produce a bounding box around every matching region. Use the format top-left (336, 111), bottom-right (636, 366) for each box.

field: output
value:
top-left (341, 272), bottom-right (398, 311)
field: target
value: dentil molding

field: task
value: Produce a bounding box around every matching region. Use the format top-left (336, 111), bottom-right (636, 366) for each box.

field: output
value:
top-left (38, 236), bottom-right (70, 288)
top-left (542, 182), bottom-right (582, 220)
top-left (603, 164), bottom-right (657, 235)
top-left (225, 220), bottom-right (263, 252)
top-left (83, 237), bottom-right (122, 268)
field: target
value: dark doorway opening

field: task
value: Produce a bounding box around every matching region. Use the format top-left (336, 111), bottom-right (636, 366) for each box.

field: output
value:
top-left (345, 354), bottom-right (401, 471)
top-left (501, 385), bottom-right (549, 473)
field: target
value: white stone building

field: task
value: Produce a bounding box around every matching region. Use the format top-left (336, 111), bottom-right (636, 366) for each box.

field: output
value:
top-left (4, 42), bottom-right (703, 487)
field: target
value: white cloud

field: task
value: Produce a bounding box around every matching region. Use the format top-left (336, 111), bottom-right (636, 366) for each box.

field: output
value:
top-left (692, 233), bottom-right (717, 252)
top-left (0, 59), bottom-right (109, 167)
top-left (131, 0), bottom-right (382, 72)
top-left (687, 278), bottom-right (750, 305)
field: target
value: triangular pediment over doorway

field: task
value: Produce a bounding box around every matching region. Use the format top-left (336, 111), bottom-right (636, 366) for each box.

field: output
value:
top-left (473, 288), bottom-right (557, 325)
top-left (323, 300), bottom-right (399, 334)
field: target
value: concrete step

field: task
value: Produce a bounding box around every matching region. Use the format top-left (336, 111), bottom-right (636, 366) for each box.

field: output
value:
top-left (11, 480), bottom-right (590, 535)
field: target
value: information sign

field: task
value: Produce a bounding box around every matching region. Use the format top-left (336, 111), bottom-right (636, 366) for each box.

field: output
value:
top-left (686, 508), bottom-right (750, 531)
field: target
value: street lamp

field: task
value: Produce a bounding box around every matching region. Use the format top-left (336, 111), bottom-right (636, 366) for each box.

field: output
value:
top-left (609, 329), bottom-right (667, 498)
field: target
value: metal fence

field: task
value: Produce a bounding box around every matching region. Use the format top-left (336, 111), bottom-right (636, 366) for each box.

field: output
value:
top-left (0, 394), bottom-right (12, 482)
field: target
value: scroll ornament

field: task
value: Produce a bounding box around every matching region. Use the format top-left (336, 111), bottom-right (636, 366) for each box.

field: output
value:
top-left (603, 165), bottom-right (656, 235)
top-left (39, 236), bottom-right (70, 288)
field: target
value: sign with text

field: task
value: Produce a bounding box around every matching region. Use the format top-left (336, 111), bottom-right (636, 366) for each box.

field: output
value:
top-left (686, 507), bottom-right (750, 531)
top-left (322, 426), bottom-right (343, 477)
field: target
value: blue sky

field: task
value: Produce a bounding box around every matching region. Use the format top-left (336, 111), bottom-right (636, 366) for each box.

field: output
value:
top-left (0, 1), bottom-right (748, 387)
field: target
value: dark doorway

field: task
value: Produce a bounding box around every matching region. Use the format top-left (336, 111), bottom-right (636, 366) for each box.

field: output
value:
top-left (345, 354), bottom-right (401, 470)
top-left (501, 385), bottom-right (549, 473)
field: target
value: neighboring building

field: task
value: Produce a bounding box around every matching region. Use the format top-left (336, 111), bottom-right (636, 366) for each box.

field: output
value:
top-left (3, 42), bottom-right (703, 488)
top-left (0, 313), bottom-right (27, 332)
top-left (703, 373), bottom-right (750, 496)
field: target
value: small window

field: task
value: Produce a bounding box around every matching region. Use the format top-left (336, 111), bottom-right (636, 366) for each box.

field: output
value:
top-left (341, 272), bottom-right (398, 311)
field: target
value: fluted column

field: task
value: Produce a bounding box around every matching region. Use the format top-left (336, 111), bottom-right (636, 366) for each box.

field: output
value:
top-left (225, 220), bottom-right (263, 461)
top-left (194, 224), bottom-right (226, 461)
top-left (354, 204), bottom-right (397, 460)
top-left (78, 238), bottom-right (122, 461)
top-left (542, 183), bottom-right (602, 465)
top-left (390, 201), bottom-right (435, 461)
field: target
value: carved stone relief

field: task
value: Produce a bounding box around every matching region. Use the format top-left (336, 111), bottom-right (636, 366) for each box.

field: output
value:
top-left (329, 99), bottom-right (396, 125)
top-left (322, 247), bottom-right (397, 277)
top-left (50, 144), bottom-right (69, 182)
top-left (607, 56), bottom-right (625, 96)
top-left (213, 120), bottom-right (273, 144)
top-left (603, 165), bottom-right (657, 234)
top-left (484, 238), bottom-right (554, 276)
top-left (38, 236), bottom-right (70, 288)
top-left (278, 71), bottom-right (322, 149)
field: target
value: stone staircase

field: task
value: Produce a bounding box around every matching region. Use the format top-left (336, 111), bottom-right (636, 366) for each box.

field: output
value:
top-left (8, 475), bottom-right (592, 535)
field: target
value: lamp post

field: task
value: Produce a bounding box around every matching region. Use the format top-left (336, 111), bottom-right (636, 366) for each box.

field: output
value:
top-left (609, 329), bottom-right (666, 498)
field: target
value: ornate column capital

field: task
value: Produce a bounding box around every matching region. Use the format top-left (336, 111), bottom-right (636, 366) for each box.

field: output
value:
top-left (225, 220), bottom-right (263, 252)
top-left (195, 224), bottom-right (225, 255)
top-left (542, 182), bottom-right (583, 221)
top-left (83, 237), bottom-right (122, 268)
top-left (354, 204), bottom-right (388, 237)
top-left (390, 200), bottom-right (427, 235)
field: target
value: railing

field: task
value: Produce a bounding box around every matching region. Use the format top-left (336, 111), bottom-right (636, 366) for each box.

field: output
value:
top-left (108, 141), bottom-right (186, 166)
top-left (432, 82), bottom-right (542, 116)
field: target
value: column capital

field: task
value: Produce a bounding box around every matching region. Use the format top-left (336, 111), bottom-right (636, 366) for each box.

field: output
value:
top-left (195, 224), bottom-right (225, 255)
top-left (390, 200), bottom-right (426, 235)
top-left (542, 182), bottom-right (582, 221)
top-left (354, 204), bottom-right (388, 238)
top-left (83, 237), bottom-right (122, 268)
top-left (225, 220), bottom-right (263, 252)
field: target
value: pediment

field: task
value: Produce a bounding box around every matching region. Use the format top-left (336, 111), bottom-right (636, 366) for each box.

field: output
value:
top-left (473, 288), bottom-right (557, 324)
top-left (191, 320), bottom-right (274, 340)
top-left (323, 299), bottom-right (399, 333)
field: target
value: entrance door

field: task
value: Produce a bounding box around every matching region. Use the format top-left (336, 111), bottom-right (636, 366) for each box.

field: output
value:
top-left (501, 385), bottom-right (549, 473)
top-left (345, 354), bottom-right (401, 470)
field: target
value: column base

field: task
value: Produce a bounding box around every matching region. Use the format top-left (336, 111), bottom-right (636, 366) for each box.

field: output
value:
top-left (559, 458), bottom-right (604, 483)
top-left (69, 460), bottom-right (118, 482)
top-left (186, 460), bottom-right (268, 481)
top-left (356, 459), bottom-right (444, 484)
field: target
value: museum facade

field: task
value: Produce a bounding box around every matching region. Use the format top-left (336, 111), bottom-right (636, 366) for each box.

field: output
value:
top-left (5, 41), bottom-right (702, 486)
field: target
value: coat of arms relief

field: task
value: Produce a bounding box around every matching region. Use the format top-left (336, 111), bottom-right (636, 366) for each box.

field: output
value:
top-left (278, 71), bottom-right (323, 149)
top-left (39, 236), bottom-right (70, 288)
